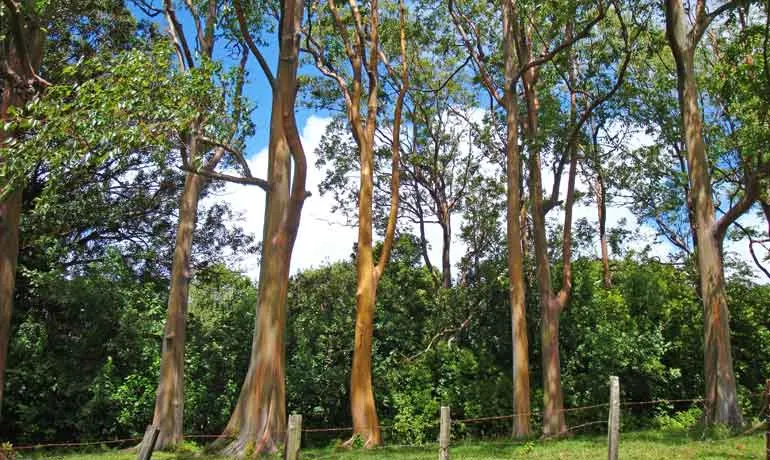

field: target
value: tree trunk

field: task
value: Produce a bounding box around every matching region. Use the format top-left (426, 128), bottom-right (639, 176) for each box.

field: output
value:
top-left (218, 1), bottom-right (307, 453)
top-left (220, 78), bottom-right (293, 457)
top-left (522, 67), bottom-right (567, 436)
top-left (528, 129), bottom-right (566, 437)
top-left (440, 209), bottom-right (452, 288)
top-left (541, 298), bottom-right (565, 436)
top-left (0, 190), bottom-right (21, 418)
top-left (349, 140), bottom-right (382, 447)
top-left (0, 16), bottom-right (43, 415)
top-left (665, 0), bottom-right (742, 427)
top-left (503, 0), bottom-right (530, 437)
top-left (150, 171), bottom-right (204, 449)
top-left (595, 173), bottom-right (611, 288)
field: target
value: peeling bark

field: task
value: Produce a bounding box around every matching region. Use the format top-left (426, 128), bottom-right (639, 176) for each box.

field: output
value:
top-left (218, 0), bottom-right (308, 454)
top-left (0, 4), bottom-right (43, 416)
top-left (150, 170), bottom-right (206, 449)
top-left (503, 0), bottom-right (530, 437)
top-left (664, 0), bottom-right (742, 427)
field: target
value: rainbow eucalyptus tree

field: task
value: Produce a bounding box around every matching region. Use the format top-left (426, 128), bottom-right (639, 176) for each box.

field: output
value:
top-left (215, 0), bottom-right (311, 454)
top-left (304, 0), bottom-right (410, 445)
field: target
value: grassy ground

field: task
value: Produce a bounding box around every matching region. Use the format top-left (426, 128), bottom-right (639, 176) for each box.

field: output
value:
top-left (10, 430), bottom-right (764, 459)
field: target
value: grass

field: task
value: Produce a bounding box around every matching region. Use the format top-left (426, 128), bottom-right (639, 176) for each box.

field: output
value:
top-left (10, 430), bottom-right (764, 459)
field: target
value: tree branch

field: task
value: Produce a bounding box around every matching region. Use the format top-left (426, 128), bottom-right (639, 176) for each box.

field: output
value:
top-left (180, 164), bottom-right (269, 189)
top-left (233, 0), bottom-right (275, 89)
top-left (164, 0), bottom-right (196, 69)
top-left (715, 176), bottom-right (759, 242)
top-left (375, 0), bottom-right (407, 281)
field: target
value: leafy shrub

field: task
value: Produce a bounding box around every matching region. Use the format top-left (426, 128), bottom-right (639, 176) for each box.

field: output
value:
top-left (653, 407), bottom-right (703, 432)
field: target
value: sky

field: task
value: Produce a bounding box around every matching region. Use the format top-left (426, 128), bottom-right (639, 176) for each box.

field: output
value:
top-left (204, 111), bottom-right (767, 283)
top-left (138, 4), bottom-right (767, 282)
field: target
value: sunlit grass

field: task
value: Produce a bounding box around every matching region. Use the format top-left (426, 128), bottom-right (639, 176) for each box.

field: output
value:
top-left (13, 429), bottom-right (763, 459)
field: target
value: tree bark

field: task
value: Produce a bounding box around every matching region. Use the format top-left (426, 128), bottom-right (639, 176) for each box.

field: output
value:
top-left (218, 0), bottom-right (307, 451)
top-left (0, 7), bottom-right (43, 416)
top-left (344, 0), bottom-right (407, 447)
top-left (665, 0), bottom-right (742, 427)
top-left (440, 209), bottom-right (452, 288)
top-left (150, 170), bottom-right (205, 449)
top-left (595, 172), bottom-right (611, 288)
top-left (220, 84), bottom-right (291, 456)
top-left (518, 17), bottom-right (581, 433)
top-left (503, 0), bottom-right (530, 437)
top-left (0, 189), bottom-right (21, 418)
top-left (349, 137), bottom-right (383, 446)
top-left (525, 82), bottom-right (566, 436)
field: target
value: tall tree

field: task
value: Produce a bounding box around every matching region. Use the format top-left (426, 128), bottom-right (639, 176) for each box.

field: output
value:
top-left (513, 0), bottom-right (636, 435)
top-left (398, 92), bottom-right (478, 288)
top-left (664, 0), bottom-right (746, 426)
top-left (0, 0), bottom-right (46, 417)
top-left (455, 0), bottom-right (631, 435)
top-left (216, 0), bottom-right (311, 454)
top-left (138, 1), bottom-right (264, 448)
top-left (305, 0), bottom-right (409, 445)
top-left (448, 0), bottom-right (532, 435)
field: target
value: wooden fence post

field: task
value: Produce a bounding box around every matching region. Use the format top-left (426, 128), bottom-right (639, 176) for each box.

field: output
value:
top-left (765, 379), bottom-right (769, 460)
top-left (608, 376), bottom-right (620, 460)
top-left (136, 425), bottom-right (159, 460)
top-left (439, 406), bottom-right (450, 460)
top-left (285, 413), bottom-right (302, 460)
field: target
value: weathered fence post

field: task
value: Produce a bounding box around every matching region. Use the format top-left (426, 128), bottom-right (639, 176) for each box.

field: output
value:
top-left (608, 376), bottom-right (620, 460)
top-left (765, 379), bottom-right (769, 460)
top-left (285, 413), bottom-right (302, 460)
top-left (136, 424), bottom-right (159, 460)
top-left (439, 406), bottom-right (450, 460)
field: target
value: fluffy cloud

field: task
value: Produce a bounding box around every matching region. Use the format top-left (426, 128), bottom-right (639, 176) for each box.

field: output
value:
top-left (210, 115), bottom-right (766, 283)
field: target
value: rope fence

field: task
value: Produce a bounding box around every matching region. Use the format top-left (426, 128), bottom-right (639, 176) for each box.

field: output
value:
top-left (5, 378), bottom-right (769, 459)
top-left (12, 437), bottom-right (144, 451)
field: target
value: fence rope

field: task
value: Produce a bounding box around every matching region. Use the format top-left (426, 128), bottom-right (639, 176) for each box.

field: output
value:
top-left (6, 394), bottom-right (759, 451)
top-left (13, 437), bottom-right (144, 450)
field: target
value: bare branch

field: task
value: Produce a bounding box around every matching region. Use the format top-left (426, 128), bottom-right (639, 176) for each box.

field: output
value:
top-left (448, 0), bottom-right (504, 105)
top-left (233, 0), bottom-right (276, 89)
top-left (164, 0), bottom-right (196, 69)
top-left (691, 0), bottom-right (742, 46)
top-left (514, 1), bottom-right (606, 81)
top-left (181, 164), bottom-right (269, 190)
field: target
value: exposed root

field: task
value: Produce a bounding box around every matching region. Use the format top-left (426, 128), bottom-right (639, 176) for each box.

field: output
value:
top-left (218, 422), bottom-right (280, 458)
top-left (341, 431), bottom-right (381, 449)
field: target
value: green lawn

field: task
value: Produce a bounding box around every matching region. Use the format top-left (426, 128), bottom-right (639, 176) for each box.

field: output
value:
top-left (12, 430), bottom-right (764, 459)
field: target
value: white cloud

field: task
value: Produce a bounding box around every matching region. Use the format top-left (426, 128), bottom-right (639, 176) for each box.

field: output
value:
top-left (539, 128), bottom-right (671, 261)
top-left (207, 115), bottom-right (358, 279)
top-left (211, 114), bottom-right (768, 284)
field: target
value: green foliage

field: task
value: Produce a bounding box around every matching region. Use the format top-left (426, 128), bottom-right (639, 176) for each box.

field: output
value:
top-left (2, 260), bottom-right (254, 443)
top-left (184, 266), bottom-right (256, 433)
top-left (4, 251), bottom-right (166, 441)
top-left (3, 41), bottom-right (214, 200)
top-left (653, 407), bottom-right (703, 432)
top-left (283, 248), bottom-right (770, 445)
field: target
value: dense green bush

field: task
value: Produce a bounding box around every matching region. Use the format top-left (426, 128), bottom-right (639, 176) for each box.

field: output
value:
top-left (2, 257), bottom-right (254, 443)
top-left (3, 239), bottom-right (769, 445)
